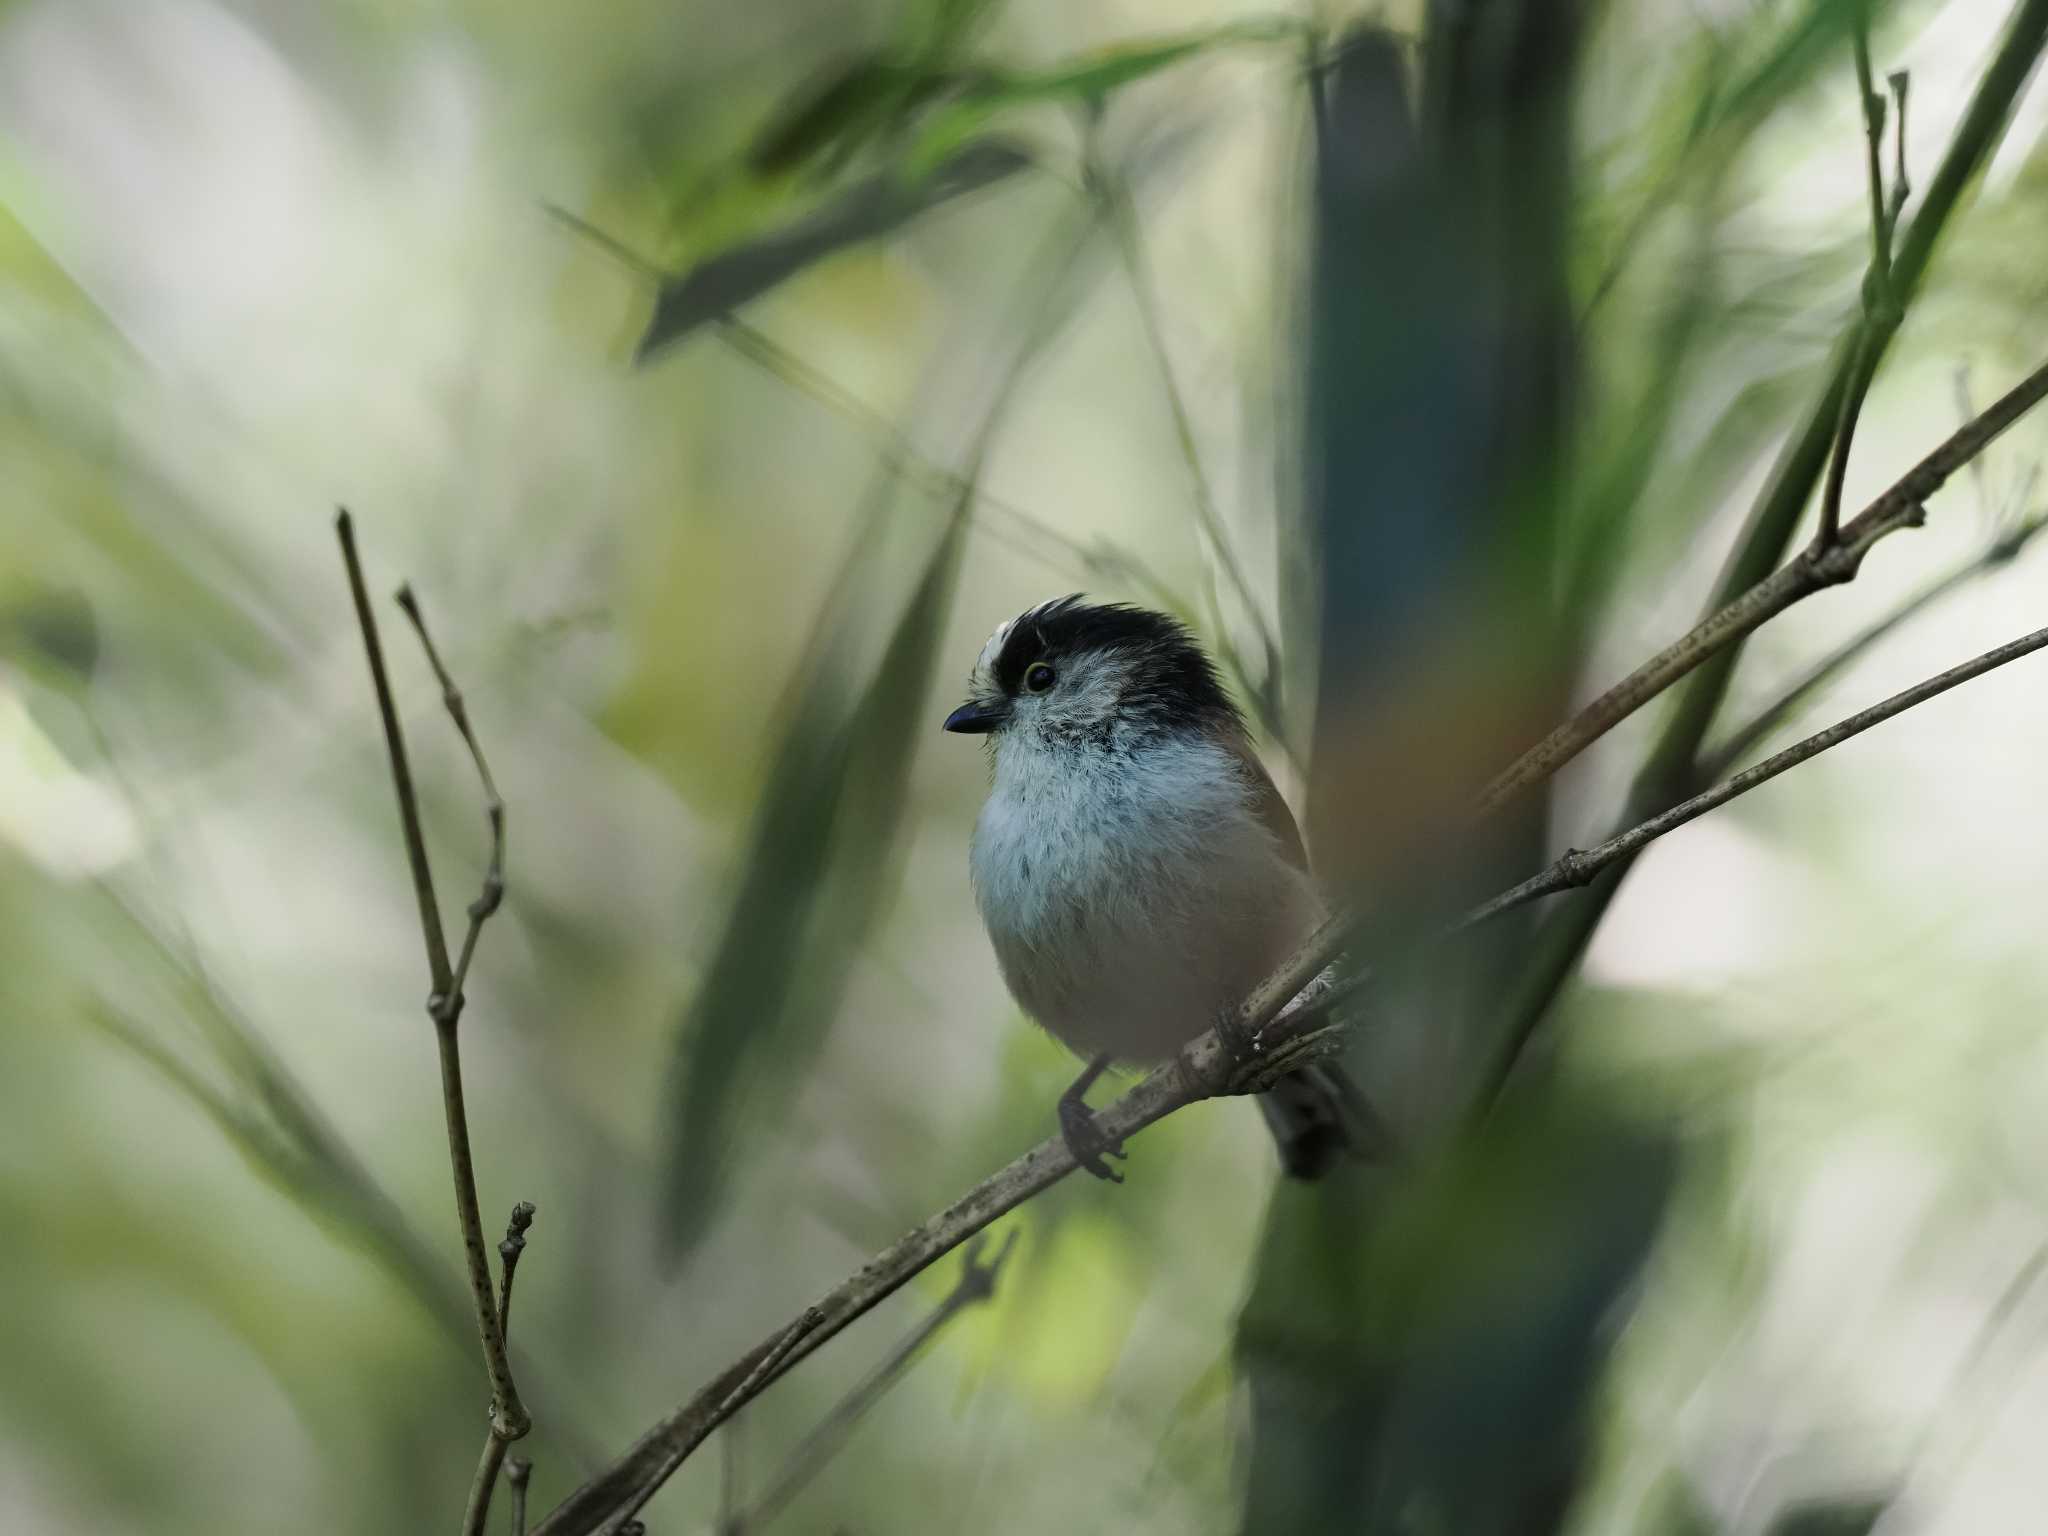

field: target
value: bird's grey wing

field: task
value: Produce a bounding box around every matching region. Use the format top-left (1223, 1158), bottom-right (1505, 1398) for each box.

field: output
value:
top-left (1219, 731), bottom-right (1312, 875)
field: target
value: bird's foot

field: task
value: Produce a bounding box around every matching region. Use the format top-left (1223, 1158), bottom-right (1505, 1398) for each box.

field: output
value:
top-left (1213, 1005), bottom-right (1262, 1071)
top-left (1058, 1053), bottom-right (1126, 1183)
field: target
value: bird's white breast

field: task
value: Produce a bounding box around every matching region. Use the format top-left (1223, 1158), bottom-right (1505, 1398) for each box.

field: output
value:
top-left (969, 729), bottom-right (1316, 1062)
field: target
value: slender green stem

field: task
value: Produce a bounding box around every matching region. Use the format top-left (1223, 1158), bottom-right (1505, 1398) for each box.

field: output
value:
top-left (1090, 148), bottom-right (1289, 745)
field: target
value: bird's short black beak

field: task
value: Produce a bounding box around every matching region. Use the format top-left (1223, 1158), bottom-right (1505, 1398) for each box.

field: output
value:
top-left (943, 699), bottom-right (1007, 734)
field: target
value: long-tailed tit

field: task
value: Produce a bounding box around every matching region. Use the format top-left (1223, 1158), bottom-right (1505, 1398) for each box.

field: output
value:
top-left (944, 596), bottom-right (1353, 1181)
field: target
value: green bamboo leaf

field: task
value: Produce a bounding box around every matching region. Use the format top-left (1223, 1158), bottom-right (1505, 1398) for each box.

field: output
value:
top-left (636, 137), bottom-right (1033, 361)
top-left (653, 190), bottom-right (1115, 1265)
top-left (960, 18), bottom-right (1301, 106)
top-left (747, 55), bottom-right (968, 178)
top-left (654, 497), bottom-right (971, 1262)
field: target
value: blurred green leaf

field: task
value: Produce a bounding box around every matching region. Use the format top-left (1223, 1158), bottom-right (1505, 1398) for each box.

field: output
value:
top-left (637, 137), bottom-right (1033, 360)
top-left (633, 15), bottom-right (1302, 358)
top-left (0, 586), bottom-right (99, 686)
top-left (747, 56), bottom-right (972, 179)
top-left (656, 494), bottom-right (970, 1260)
top-left (962, 19), bottom-right (1300, 105)
top-left (1767, 1497), bottom-right (1892, 1536)
top-left (654, 187), bottom-right (1114, 1262)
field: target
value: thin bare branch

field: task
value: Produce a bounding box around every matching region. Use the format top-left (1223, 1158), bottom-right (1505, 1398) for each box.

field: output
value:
top-left (336, 512), bottom-right (529, 1536)
top-left (1466, 619), bottom-right (2048, 989)
top-left (507, 1458), bottom-right (532, 1536)
top-left (498, 1200), bottom-right (536, 1343)
top-left (508, 1458), bottom-right (533, 1536)
top-left (1702, 508), bottom-right (2047, 777)
top-left (396, 584), bottom-right (506, 1002)
top-left (1475, 350), bottom-right (2048, 815)
top-left (338, 512), bottom-right (454, 999)
top-left (464, 1434), bottom-right (512, 1536)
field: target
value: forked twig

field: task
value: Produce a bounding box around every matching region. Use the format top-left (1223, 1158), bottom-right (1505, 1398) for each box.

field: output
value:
top-left (336, 511), bottom-right (529, 1536)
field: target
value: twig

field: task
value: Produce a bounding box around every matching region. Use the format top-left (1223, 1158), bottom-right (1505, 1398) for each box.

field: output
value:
top-left (1464, 621), bottom-right (2048, 938)
top-left (509, 1458), bottom-right (533, 1536)
top-left (1817, 23), bottom-right (1908, 551)
top-left (1474, 350), bottom-right (2048, 815)
top-left (733, 1232), bottom-right (1018, 1534)
top-left (531, 614), bottom-right (2048, 1536)
top-left (498, 1200), bottom-right (537, 1342)
top-left (336, 512), bottom-right (529, 1536)
top-left (396, 585), bottom-right (506, 1003)
top-left (464, 1436), bottom-right (513, 1536)
top-left (1701, 508), bottom-right (2048, 778)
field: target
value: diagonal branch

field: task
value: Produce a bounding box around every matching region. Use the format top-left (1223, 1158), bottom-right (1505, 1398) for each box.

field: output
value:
top-left (1701, 505), bottom-right (2047, 778)
top-left (529, 611), bottom-right (2048, 1536)
top-left (1474, 350), bottom-right (2048, 815)
top-left (1463, 621), bottom-right (2048, 938)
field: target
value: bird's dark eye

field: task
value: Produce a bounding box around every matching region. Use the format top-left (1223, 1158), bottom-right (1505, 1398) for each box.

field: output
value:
top-left (1024, 661), bottom-right (1056, 693)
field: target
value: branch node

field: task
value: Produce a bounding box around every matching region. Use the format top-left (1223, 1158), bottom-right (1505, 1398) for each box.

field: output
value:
top-left (501, 1199), bottom-right (537, 1257)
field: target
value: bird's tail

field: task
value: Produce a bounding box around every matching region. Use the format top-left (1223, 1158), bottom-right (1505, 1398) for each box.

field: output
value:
top-left (1256, 1061), bottom-right (1376, 1180)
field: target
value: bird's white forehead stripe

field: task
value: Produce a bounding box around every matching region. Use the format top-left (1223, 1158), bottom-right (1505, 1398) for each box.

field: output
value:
top-left (972, 599), bottom-right (1067, 687)
top-left (974, 617), bottom-right (1015, 680)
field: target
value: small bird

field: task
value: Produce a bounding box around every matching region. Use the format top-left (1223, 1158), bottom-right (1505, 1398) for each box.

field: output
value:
top-left (944, 595), bottom-right (1353, 1181)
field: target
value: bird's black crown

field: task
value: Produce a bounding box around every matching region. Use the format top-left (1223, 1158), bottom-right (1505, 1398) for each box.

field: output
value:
top-left (992, 596), bottom-right (1240, 729)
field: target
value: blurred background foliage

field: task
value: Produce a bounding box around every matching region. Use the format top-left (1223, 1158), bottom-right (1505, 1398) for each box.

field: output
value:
top-left (4, 0), bottom-right (2048, 1532)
